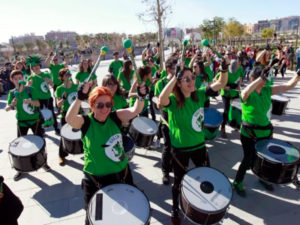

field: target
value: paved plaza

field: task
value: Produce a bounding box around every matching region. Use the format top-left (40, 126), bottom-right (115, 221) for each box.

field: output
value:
top-left (0, 59), bottom-right (299, 225)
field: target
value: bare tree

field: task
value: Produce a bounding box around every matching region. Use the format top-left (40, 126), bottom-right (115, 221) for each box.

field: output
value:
top-left (138, 0), bottom-right (172, 68)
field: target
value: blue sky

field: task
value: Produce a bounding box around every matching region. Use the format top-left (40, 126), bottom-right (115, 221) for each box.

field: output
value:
top-left (1, 0), bottom-right (300, 43)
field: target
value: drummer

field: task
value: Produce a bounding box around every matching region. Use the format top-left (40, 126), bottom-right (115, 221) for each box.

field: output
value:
top-left (26, 55), bottom-right (60, 134)
top-left (158, 60), bottom-right (229, 224)
top-left (75, 59), bottom-right (97, 88)
top-left (102, 74), bottom-right (128, 111)
top-left (5, 70), bottom-right (51, 181)
top-left (65, 82), bottom-right (147, 225)
top-left (55, 68), bottom-right (78, 166)
top-left (154, 56), bottom-right (178, 185)
top-left (117, 60), bottom-right (134, 96)
top-left (233, 67), bottom-right (300, 197)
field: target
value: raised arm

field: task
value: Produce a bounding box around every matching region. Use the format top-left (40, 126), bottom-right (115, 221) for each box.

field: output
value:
top-left (158, 75), bottom-right (177, 107)
top-left (272, 70), bottom-right (300, 95)
top-left (210, 58), bottom-right (229, 92)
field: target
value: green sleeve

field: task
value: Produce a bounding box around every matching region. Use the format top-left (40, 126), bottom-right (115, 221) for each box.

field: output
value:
top-left (75, 72), bottom-right (80, 80)
top-left (117, 71), bottom-right (122, 80)
top-left (154, 82), bottom-right (160, 96)
top-left (27, 75), bottom-right (33, 82)
top-left (142, 60), bottom-right (147, 66)
top-left (7, 90), bottom-right (13, 105)
top-left (166, 94), bottom-right (176, 109)
top-left (55, 86), bottom-right (62, 98)
top-left (92, 73), bottom-right (97, 80)
top-left (30, 87), bottom-right (38, 101)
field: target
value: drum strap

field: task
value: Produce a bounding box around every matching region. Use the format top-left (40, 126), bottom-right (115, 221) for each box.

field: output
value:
top-left (241, 122), bottom-right (273, 140)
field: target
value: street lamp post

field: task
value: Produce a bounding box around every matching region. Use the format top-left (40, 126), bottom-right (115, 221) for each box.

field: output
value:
top-left (209, 19), bottom-right (216, 46)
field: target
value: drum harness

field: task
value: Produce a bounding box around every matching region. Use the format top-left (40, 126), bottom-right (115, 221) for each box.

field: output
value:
top-left (241, 122), bottom-right (273, 141)
top-left (12, 87), bottom-right (41, 135)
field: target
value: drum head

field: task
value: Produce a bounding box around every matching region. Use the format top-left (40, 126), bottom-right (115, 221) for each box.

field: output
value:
top-left (131, 117), bottom-right (158, 135)
top-left (88, 184), bottom-right (150, 225)
top-left (231, 99), bottom-right (242, 110)
top-left (204, 108), bottom-right (223, 127)
top-left (181, 167), bottom-right (232, 213)
top-left (9, 135), bottom-right (45, 156)
top-left (255, 139), bottom-right (300, 164)
top-left (41, 109), bottom-right (52, 120)
top-left (61, 124), bottom-right (82, 140)
top-left (271, 95), bottom-right (289, 102)
top-left (81, 101), bottom-right (90, 109)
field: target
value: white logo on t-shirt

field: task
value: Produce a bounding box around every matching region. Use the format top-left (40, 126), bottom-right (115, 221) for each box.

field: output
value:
top-left (191, 108), bottom-right (204, 132)
top-left (23, 98), bottom-right (35, 115)
top-left (67, 92), bottom-right (77, 105)
top-left (104, 134), bottom-right (125, 162)
top-left (40, 82), bottom-right (49, 93)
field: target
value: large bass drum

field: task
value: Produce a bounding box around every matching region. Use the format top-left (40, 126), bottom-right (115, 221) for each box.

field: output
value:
top-left (129, 117), bottom-right (158, 147)
top-left (8, 135), bottom-right (47, 172)
top-left (180, 167), bottom-right (232, 225)
top-left (252, 139), bottom-right (300, 184)
top-left (88, 183), bottom-right (151, 225)
top-left (61, 124), bottom-right (83, 154)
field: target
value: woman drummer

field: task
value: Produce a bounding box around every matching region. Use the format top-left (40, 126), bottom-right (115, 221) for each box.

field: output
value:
top-left (66, 81), bottom-right (147, 225)
top-left (158, 61), bottom-right (229, 225)
top-left (75, 59), bottom-right (97, 87)
top-left (102, 74), bottom-right (128, 111)
top-left (117, 60), bottom-right (134, 96)
top-left (55, 68), bottom-right (78, 165)
top-left (233, 67), bottom-right (300, 197)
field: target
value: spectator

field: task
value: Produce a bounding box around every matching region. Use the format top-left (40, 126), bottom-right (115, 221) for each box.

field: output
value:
top-left (287, 43), bottom-right (295, 70)
top-left (0, 62), bottom-right (14, 92)
top-left (296, 46), bottom-right (300, 71)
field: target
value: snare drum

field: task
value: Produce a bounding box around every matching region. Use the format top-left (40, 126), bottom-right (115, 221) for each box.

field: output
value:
top-left (122, 135), bottom-right (135, 161)
top-left (228, 98), bottom-right (242, 129)
top-left (204, 108), bottom-right (223, 140)
top-left (271, 95), bottom-right (289, 115)
top-left (88, 183), bottom-right (151, 225)
top-left (41, 108), bottom-right (54, 127)
top-left (180, 167), bottom-right (232, 225)
top-left (8, 135), bottom-right (47, 172)
top-left (252, 139), bottom-right (300, 184)
top-left (61, 124), bottom-right (83, 154)
top-left (81, 101), bottom-right (91, 115)
top-left (129, 117), bottom-right (158, 147)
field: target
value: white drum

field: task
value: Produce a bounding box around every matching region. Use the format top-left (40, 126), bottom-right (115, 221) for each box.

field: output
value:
top-left (81, 101), bottom-right (91, 115)
top-left (88, 184), bottom-right (151, 225)
top-left (41, 108), bottom-right (53, 127)
top-left (180, 167), bottom-right (232, 225)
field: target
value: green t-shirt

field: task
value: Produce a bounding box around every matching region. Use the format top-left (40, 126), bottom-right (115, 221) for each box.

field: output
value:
top-left (27, 72), bottom-right (52, 100)
top-left (219, 68), bottom-right (242, 98)
top-left (109, 60), bottom-right (124, 77)
top-left (117, 70), bottom-right (134, 92)
top-left (195, 66), bottom-right (213, 89)
top-left (166, 88), bottom-right (207, 150)
top-left (55, 83), bottom-right (78, 112)
top-left (7, 87), bottom-right (40, 127)
top-left (184, 57), bottom-right (192, 67)
top-left (81, 113), bottom-right (127, 176)
top-left (112, 94), bottom-right (128, 111)
top-left (160, 69), bottom-right (167, 79)
top-left (240, 86), bottom-right (272, 138)
top-left (129, 81), bottom-right (151, 113)
top-left (49, 63), bottom-right (64, 86)
top-left (75, 71), bottom-right (96, 83)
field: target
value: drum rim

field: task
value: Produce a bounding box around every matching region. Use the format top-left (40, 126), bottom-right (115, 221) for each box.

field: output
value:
top-left (130, 116), bottom-right (158, 136)
top-left (8, 134), bottom-right (46, 157)
top-left (61, 124), bottom-right (82, 140)
top-left (255, 139), bottom-right (300, 165)
top-left (204, 108), bottom-right (223, 127)
top-left (180, 166), bottom-right (233, 214)
top-left (87, 183), bottom-right (151, 224)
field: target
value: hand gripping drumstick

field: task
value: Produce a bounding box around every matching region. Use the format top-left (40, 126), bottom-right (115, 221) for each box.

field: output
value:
top-left (201, 39), bottom-right (225, 60)
top-left (123, 39), bottom-right (142, 84)
top-left (181, 39), bottom-right (189, 62)
top-left (85, 46), bottom-right (109, 82)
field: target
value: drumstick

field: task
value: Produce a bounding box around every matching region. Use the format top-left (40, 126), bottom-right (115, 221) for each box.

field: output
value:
top-left (123, 39), bottom-right (141, 84)
top-left (160, 115), bottom-right (169, 128)
top-left (85, 46), bottom-right (109, 82)
top-left (95, 193), bottom-right (103, 220)
top-left (181, 39), bottom-right (189, 62)
top-left (202, 39), bottom-right (224, 60)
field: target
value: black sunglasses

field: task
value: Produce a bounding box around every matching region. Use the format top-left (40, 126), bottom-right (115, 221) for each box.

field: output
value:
top-left (95, 102), bottom-right (112, 109)
top-left (180, 76), bottom-right (196, 83)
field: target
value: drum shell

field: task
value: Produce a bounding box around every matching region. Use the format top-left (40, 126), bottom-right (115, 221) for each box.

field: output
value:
top-left (252, 153), bottom-right (299, 184)
top-left (9, 144), bottom-right (47, 172)
top-left (129, 125), bottom-right (155, 147)
top-left (62, 137), bottom-right (83, 154)
top-left (204, 125), bottom-right (220, 140)
top-left (180, 194), bottom-right (227, 225)
top-left (271, 99), bottom-right (288, 115)
top-left (228, 105), bottom-right (242, 129)
top-left (122, 135), bottom-right (135, 161)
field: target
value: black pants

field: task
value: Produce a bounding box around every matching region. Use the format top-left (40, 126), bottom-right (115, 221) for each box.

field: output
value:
top-left (172, 147), bottom-right (209, 211)
top-left (149, 90), bottom-right (156, 121)
top-left (39, 97), bottom-right (58, 130)
top-left (161, 112), bottom-right (172, 174)
top-left (17, 120), bottom-right (43, 137)
top-left (221, 96), bottom-right (231, 128)
top-left (0, 182), bottom-right (24, 225)
top-left (58, 113), bottom-right (68, 158)
top-left (82, 165), bottom-right (134, 225)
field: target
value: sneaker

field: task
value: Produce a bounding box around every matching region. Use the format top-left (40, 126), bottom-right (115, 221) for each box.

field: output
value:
top-left (58, 157), bottom-right (66, 166)
top-left (259, 179), bottom-right (274, 191)
top-left (292, 179), bottom-right (300, 189)
top-left (171, 209), bottom-right (181, 225)
top-left (43, 164), bottom-right (51, 172)
top-left (13, 172), bottom-right (23, 181)
top-left (233, 181), bottom-right (246, 197)
top-left (162, 173), bottom-right (170, 185)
